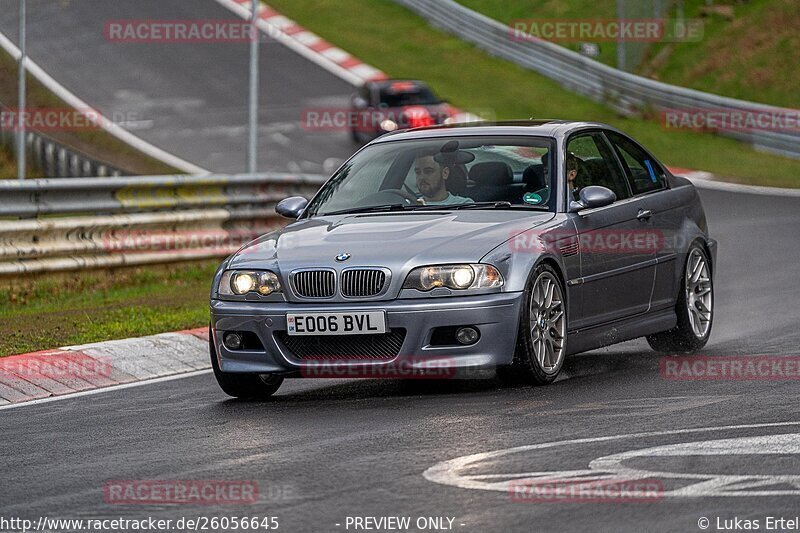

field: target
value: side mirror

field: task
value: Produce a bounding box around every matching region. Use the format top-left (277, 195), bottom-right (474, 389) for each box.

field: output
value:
top-left (352, 96), bottom-right (368, 109)
top-left (276, 196), bottom-right (308, 219)
top-left (568, 185), bottom-right (616, 213)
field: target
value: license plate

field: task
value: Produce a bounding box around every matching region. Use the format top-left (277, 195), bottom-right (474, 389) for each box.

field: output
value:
top-left (286, 311), bottom-right (386, 336)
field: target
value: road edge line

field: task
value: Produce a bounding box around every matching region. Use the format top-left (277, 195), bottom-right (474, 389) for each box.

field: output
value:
top-left (0, 30), bottom-right (209, 175)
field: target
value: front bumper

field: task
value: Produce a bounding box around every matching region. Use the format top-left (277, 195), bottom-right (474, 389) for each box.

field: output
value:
top-left (210, 292), bottom-right (523, 375)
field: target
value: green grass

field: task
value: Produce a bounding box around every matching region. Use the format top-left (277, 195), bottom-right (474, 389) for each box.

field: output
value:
top-left (458, 0), bottom-right (626, 71)
top-left (647, 0), bottom-right (799, 108)
top-left (0, 145), bottom-right (16, 177)
top-left (0, 261), bottom-right (219, 356)
top-left (266, 0), bottom-right (800, 187)
top-left (0, 50), bottom-right (179, 177)
top-left (458, 0), bottom-right (799, 108)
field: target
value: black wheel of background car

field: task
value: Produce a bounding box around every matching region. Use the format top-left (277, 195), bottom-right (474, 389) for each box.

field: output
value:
top-left (500, 263), bottom-right (567, 385)
top-left (647, 243), bottom-right (713, 353)
top-left (209, 329), bottom-right (284, 399)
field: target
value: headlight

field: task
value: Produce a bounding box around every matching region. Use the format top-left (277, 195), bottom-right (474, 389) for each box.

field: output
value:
top-left (218, 270), bottom-right (281, 296)
top-left (380, 119), bottom-right (398, 131)
top-left (403, 264), bottom-right (503, 291)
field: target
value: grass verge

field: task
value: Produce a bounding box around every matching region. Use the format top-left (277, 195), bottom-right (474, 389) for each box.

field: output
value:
top-left (0, 49), bottom-right (179, 177)
top-left (0, 145), bottom-right (17, 177)
top-left (458, 0), bottom-right (799, 109)
top-left (0, 261), bottom-right (219, 357)
top-left (267, 0), bottom-right (800, 187)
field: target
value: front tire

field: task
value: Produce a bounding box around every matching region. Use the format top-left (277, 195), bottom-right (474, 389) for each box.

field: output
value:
top-left (210, 329), bottom-right (283, 399)
top-left (501, 263), bottom-right (567, 385)
top-left (647, 244), bottom-right (713, 353)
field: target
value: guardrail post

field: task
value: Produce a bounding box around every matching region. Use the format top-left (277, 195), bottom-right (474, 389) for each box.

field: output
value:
top-left (57, 147), bottom-right (67, 177)
top-left (17, 0), bottom-right (27, 180)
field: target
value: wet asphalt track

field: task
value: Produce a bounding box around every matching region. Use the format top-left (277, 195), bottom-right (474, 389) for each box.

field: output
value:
top-left (0, 0), bottom-right (357, 174)
top-left (1, 1), bottom-right (800, 531)
top-left (2, 188), bottom-right (799, 532)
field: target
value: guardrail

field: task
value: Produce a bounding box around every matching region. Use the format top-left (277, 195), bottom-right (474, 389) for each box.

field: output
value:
top-left (394, 0), bottom-right (800, 159)
top-left (0, 173), bottom-right (327, 275)
top-left (0, 127), bottom-right (127, 178)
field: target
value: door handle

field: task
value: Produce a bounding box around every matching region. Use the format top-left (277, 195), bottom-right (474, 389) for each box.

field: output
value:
top-left (637, 209), bottom-right (653, 221)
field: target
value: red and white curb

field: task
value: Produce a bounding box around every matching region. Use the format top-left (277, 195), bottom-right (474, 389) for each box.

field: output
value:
top-left (215, 0), bottom-right (387, 86)
top-left (669, 167), bottom-right (800, 197)
top-left (0, 328), bottom-right (210, 406)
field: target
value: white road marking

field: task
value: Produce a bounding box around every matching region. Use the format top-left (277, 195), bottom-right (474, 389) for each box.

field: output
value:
top-left (0, 369), bottom-right (211, 412)
top-left (424, 420), bottom-right (800, 497)
top-left (213, 0), bottom-right (368, 86)
top-left (685, 174), bottom-right (800, 197)
top-left (588, 433), bottom-right (800, 496)
top-left (0, 31), bottom-right (208, 174)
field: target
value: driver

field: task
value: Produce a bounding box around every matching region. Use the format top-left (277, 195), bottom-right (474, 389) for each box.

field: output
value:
top-left (413, 153), bottom-right (472, 205)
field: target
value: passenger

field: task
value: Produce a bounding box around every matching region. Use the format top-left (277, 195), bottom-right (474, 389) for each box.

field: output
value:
top-left (541, 152), bottom-right (580, 200)
top-left (413, 153), bottom-right (472, 205)
top-left (565, 152), bottom-right (580, 199)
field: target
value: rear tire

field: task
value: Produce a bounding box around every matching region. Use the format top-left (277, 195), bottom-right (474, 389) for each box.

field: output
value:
top-left (647, 244), bottom-right (713, 353)
top-left (500, 263), bottom-right (567, 385)
top-left (210, 329), bottom-right (283, 399)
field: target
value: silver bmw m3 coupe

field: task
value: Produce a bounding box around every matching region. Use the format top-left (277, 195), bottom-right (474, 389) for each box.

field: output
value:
top-left (210, 120), bottom-right (717, 397)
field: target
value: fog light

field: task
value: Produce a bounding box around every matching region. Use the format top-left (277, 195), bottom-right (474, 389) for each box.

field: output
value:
top-left (223, 332), bottom-right (243, 350)
top-left (455, 327), bottom-right (479, 345)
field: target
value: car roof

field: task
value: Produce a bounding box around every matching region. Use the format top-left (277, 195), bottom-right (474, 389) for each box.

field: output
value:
top-left (367, 79), bottom-right (430, 90)
top-left (370, 119), bottom-right (619, 143)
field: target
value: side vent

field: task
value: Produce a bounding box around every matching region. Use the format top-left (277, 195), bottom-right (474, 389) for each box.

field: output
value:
top-left (559, 241), bottom-right (579, 257)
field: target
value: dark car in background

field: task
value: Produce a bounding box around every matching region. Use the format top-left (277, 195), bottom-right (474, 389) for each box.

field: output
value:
top-left (350, 79), bottom-right (457, 143)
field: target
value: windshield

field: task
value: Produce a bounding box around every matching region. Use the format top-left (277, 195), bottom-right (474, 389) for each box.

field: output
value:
top-left (378, 86), bottom-right (441, 107)
top-left (305, 136), bottom-right (557, 217)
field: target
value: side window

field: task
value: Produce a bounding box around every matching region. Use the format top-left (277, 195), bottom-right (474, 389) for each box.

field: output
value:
top-left (606, 132), bottom-right (666, 195)
top-left (566, 133), bottom-right (630, 202)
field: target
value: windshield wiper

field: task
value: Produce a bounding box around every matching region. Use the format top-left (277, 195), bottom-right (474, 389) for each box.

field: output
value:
top-left (408, 201), bottom-right (511, 211)
top-left (321, 204), bottom-right (411, 216)
top-left (452, 202), bottom-right (550, 211)
top-left (453, 201), bottom-right (512, 209)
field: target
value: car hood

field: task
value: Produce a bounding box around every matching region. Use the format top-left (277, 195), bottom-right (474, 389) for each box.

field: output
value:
top-left (228, 210), bottom-right (555, 271)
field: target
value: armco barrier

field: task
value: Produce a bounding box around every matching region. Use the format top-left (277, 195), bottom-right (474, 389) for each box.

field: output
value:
top-left (394, 0), bottom-right (800, 159)
top-left (0, 173), bottom-right (326, 275)
top-left (0, 102), bottom-right (129, 178)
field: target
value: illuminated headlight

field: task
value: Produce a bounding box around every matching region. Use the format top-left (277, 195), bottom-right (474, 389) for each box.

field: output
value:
top-left (218, 270), bottom-right (281, 296)
top-left (403, 264), bottom-right (503, 291)
top-left (380, 119), bottom-right (398, 132)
